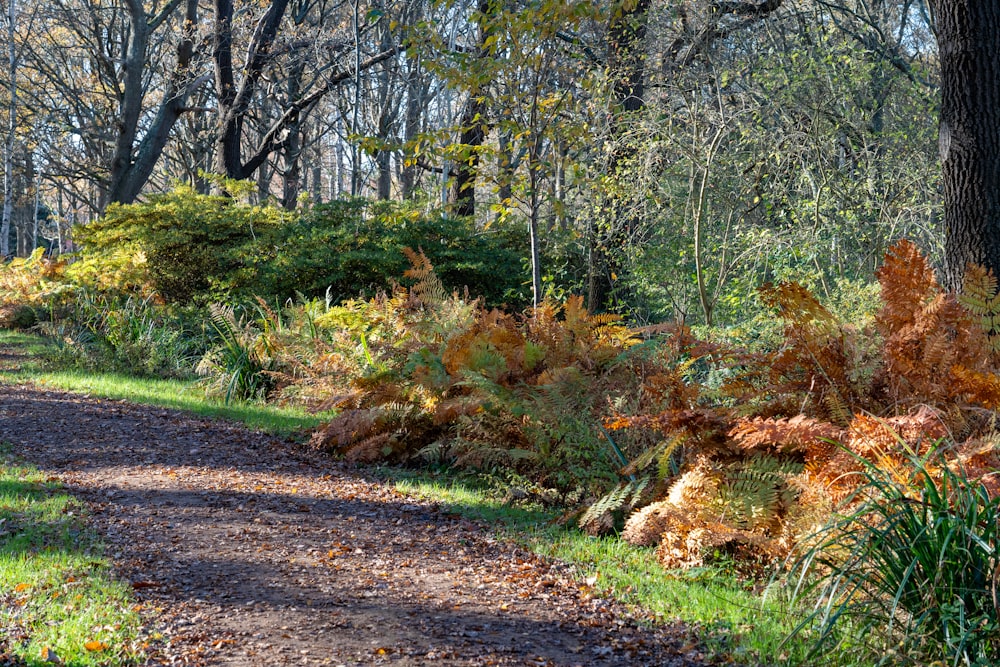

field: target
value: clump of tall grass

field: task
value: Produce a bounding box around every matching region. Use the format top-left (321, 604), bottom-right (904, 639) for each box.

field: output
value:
top-left (39, 291), bottom-right (205, 378)
top-left (195, 302), bottom-right (277, 403)
top-left (785, 446), bottom-right (1000, 666)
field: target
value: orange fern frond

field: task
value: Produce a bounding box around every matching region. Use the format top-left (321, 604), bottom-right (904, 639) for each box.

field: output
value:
top-left (401, 247), bottom-right (446, 309)
top-left (950, 365), bottom-right (1000, 410)
top-left (729, 415), bottom-right (844, 455)
top-left (433, 396), bottom-right (485, 425)
top-left (402, 247), bottom-right (434, 281)
top-left (846, 407), bottom-right (947, 458)
top-left (341, 432), bottom-right (394, 462)
top-left (875, 239), bottom-right (940, 338)
top-left (309, 408), bottom-right (380, 452)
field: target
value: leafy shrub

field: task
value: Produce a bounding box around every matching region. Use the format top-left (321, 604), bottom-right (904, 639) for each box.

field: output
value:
top-left (249, 199), bottom-right (528, 307)
top-left (71, 189), bottom-right (528, 308)
top-left (70, 186), bottom-right (291, 303)
top-left (787, 449), bottom-right (1000, 666)
top-left (598, 240), bottom-right (1000, 570)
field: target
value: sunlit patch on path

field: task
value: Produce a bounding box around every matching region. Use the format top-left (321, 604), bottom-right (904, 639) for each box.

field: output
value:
top-left (0, 384), bottom-right (707, 666)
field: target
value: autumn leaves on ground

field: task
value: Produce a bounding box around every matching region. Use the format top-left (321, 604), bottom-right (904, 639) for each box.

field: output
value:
top-left (0, 380), bottom-right (707, 667)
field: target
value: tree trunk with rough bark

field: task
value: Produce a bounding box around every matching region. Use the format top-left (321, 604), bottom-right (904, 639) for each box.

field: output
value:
top-left (106, 0), bottom-right (202, 206)
top-left (931, 0), bottom-right (1000, 291)
top-left (449, 0), bottom-right (495, 219)
top-left (1, 0), bottom-right (15, 258)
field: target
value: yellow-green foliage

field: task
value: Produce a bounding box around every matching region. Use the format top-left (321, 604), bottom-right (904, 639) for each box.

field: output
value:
top-left (0, 248), bottom-right (72, 328)
top-left (70, 186), bottom-right (291, 302)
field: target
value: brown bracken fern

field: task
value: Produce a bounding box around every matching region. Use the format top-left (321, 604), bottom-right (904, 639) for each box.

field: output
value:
top-left (604, 239), bottom-right (1000, 569)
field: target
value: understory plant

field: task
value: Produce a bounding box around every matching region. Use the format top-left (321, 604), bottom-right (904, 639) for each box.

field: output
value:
top-left (595, 240), bottom-right (1000, 571)
top-left (195, 302), bottom-right (277, 402)
top-left (786, 448), bottom-right (1000, 666)
top-left (0, 248), bottom-right (73, 329)
top-left (39, 290), bottom-right (205, 378)
top-left (276, 249), bottom-right (648, 495)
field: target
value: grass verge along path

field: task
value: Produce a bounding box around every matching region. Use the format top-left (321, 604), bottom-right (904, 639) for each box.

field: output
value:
top-left (0, 331), bottom-right (326, 437)
top-left (0, 446), bottom-right (145, 666)
top-left (391, 472), bottom-right (810, 665)
top-left (0, 329), bottom-right (813, 665)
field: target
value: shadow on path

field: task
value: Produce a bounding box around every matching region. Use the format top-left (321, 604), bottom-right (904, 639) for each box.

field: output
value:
top-left (0, 383), bottom-right (709, 666)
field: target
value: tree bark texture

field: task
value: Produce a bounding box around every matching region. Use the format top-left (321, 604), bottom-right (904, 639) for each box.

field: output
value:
top-left (107, 0), bottom-right (200, 206)
top-left (213, 0), bottom-right (292, 180)
top-left (932, 0), bottom-right (1000, 291)
top-left (449, 0), bottom-right (495, 219)
top-left (1, 0), bottom-right (16, 257)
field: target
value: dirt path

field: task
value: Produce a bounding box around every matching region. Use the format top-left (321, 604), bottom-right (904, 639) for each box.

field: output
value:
top-left (0, 382), bottom-right (710, 666)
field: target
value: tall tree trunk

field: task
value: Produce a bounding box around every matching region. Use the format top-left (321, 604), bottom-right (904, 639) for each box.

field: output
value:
top-left (213, 0), bottom-right (292, 181)
top-left (281, 128), bottom-right (303, 207)
top-left (496, 127), bottom-right (513, 224)
top-left (400, 54), bottom-right (424, 199)
top-left (931, 0), bottom-right (1000, 291)
top-left (587, 0), bottom-right (651, 312)
top-left (449, 0), bottom-right (495, 219)
top-left (450, 97), bottom-right (486, 217)
top-left (350, 0), bottom-right (362, 196)
top-left (107, 0), bottom-right (201, 206)
top-left (374, 10), bottom-right (395, 201)
top-left (1, 0), bottom-right (15, 258)
top-left (280, 59), bottom-right (306, 208)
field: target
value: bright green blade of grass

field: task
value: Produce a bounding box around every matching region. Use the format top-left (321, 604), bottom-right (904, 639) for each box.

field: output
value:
top-left (0, 453), bottom-right (145, 665)
top-left (0, 330), bottom-right (327, 436)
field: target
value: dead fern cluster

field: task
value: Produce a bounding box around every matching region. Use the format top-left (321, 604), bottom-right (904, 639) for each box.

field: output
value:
top-left (307, 250), bottom-right (647, 492)
top-left (0, 248), bottom-right (72, 328)
top-left (600, 240), bottom-right (1000, 570)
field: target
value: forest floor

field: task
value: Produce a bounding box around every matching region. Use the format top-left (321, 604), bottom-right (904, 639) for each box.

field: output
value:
top-left (0, 356), bottom-right (713, 665)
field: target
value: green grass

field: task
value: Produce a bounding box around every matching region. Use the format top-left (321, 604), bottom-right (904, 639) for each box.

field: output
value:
top-left (0, 447), bottom-right (144, 665)
top-left (390, 470), bottom-right (815, 665)
top-left (0, 331), bottom-right (327, 437)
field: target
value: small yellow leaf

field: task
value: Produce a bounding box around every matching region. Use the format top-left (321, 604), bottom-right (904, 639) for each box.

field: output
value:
top-left (40, 646), bottom-right (59, 662)
top-left (610, 272), bottom-right (618, 281)
top-left (84, 640), bottom-right (108, 652)
top-left (14, 582), bottom-right (29, 593)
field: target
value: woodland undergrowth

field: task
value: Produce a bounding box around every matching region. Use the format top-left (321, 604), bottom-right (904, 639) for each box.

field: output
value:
top-left (593, 240), bottom-right (1000, 571)
top-left (4, 239), bottom-right (1000, 662)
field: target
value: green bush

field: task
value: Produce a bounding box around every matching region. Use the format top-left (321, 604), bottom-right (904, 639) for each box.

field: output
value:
top-left (250, 199), bottom-right (529, 307)
top-left (71, 188), bottom-right (529, 308)
top-left (70, 186), bottom-right (290, 303)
